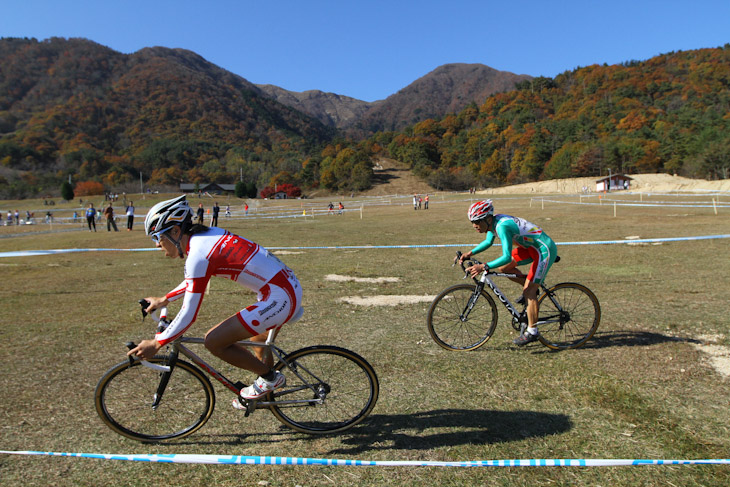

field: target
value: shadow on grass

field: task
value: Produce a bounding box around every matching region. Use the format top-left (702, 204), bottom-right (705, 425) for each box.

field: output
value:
top-left (575, 330), bottom-right (701, 350)
top-left (328, 408), bottom-right (572, 455)
top-left (187, 408), bottom-right (572, 453)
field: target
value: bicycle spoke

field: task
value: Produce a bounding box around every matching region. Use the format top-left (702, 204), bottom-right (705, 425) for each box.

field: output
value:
top-left (538, 283), bottom-right (600, 350)
top-left (270, 347), bottom-right (378, 434)
top-left (427, 284), bottom-right (498, 350)
top-left (96, 358), bottom-right (214, 441)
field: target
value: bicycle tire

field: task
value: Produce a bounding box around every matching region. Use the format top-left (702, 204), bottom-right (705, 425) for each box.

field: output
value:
top-left (269, 346), bottom-right (379, 434)
top-left (95, 356), bottom-right (215, 442)
top-left (426, 283), bottom-right (499, 351)
top-left (537, 282), bottom-right (601, 350)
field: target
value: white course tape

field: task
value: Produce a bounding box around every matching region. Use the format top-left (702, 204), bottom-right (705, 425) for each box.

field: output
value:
top-left (1, 450), bottom-right (729, 467)
top-left (1, 234), bottom-right (729, 258)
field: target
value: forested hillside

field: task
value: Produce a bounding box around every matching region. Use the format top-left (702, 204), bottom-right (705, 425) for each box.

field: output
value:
top-left (380, 46), bottom-right (730, 190)
top-left (0, 37), bottom-right (334, 198)
top-left (1, 38), bottom-right (729, 199)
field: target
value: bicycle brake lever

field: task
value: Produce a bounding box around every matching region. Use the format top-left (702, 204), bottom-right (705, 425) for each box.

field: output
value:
top-left (125, 341), bottom-right (136, 365)
top-left (139, 299), bottom-right (150, 320)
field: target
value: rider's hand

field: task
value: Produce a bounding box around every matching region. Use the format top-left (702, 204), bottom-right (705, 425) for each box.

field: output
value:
top-left (467, 263), bottom-right (488, 278)
top-left (127, 338), bottom-right (162, 361)
top-left (143, 296), bottom-right (169, 314)
top-left (458, 251), bottom-right (472, 265)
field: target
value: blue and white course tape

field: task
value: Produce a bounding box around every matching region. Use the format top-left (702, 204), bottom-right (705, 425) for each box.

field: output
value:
top-left (1, 234), bottom-right (729, 258)
top-left (1, 451), bottom-right (729, 467)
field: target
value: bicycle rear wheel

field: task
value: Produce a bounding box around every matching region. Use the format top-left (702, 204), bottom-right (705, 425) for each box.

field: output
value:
top-left (537, 282), bottom-right (601, 350)
top-left (426, 283), bottom-right (499, 351)
top-left (95, 357), bottom-right (215, 442)
top-left (269, 346), bottom-right (379, 434)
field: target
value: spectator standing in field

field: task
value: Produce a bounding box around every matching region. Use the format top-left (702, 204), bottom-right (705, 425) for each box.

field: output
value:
top-left (6, 211), bottom-right (12, 226)
top-left (14, 209), bottom-right (19, 225)
top-left (104, 202), bottom-right (119, 232)
top-left (211, 202), bottom-right (220, 227)
top-left (225, 204), bottom-right (231, 217)
top-left (244, 203), bottom-right (248, 216)
top-left (424, 195), bottom-right (429, 209)
top-left (413, 194), bottom-right (418, 210)
top-left (126, 201), bottom-right (135, 231)
top-left (197, 203), bottom-right (205, 224)
top-left (338, 202), bottom-right (344, 215)
top-left (85, 203), bottom-right (97, 232)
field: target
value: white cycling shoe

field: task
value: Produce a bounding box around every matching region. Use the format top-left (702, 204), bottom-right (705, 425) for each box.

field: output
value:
top-left (240, 371), bottom-right (286, 400)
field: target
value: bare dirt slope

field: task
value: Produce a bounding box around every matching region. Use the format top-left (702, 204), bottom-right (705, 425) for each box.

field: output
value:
top-left (482, 173), bottom-right (730, 195)
top-left (362, 165), bottom-right (730, 197)
top-left (363, 157), bottom-right (434, 196)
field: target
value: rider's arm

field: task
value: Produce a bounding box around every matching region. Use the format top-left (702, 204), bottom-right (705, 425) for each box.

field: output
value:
top-left (470, 231), bottom-right (496, 255)
top-left (155, 244), bottom-right (212, 346)
top-left (486, 221), bottom-right (516, 269)
top-left (155, 276), bottom-right (209, 346)
top-left (164, 280), bottom-right (187, 303)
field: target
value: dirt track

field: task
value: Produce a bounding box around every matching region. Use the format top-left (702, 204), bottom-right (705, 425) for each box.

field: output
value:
top-left (363, 162), bottom-right (730, 195)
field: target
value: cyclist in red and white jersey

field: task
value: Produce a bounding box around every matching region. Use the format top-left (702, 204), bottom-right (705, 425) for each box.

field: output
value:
top-left (128, 195), bottom-right (302, 403)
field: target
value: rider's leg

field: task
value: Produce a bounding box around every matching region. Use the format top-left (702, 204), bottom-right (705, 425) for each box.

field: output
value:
top-left (498, 259), bottom-right (527, 286)
top-left (204, 315), bottom-right (270, 376)
top-left (249, 327), bottom-right (281, 369)
top-left (523, 281), bottom-right (540, 331)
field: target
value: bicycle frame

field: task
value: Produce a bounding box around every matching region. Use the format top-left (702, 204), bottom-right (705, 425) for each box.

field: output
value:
top-left (460, 259), bottom-right (565, 329)
top-left (132, 326), bottom-right (326, 413)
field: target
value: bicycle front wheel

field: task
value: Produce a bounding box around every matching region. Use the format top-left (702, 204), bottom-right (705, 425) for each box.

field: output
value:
top-left (269, 346), bottom-right (379, 434)
top-left (95, 357), bottom-right (215, 442)
top-left (427, 283), bottom-right (499, 351)
top-left (537, 282), bottom-right (601, 350)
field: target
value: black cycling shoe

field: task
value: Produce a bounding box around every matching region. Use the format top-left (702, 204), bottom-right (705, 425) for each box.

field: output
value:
top-left (513, 331), bottom-right (539, 346)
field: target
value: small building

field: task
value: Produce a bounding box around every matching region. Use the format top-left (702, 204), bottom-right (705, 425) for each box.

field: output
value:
top-left (596, 174), bottom-right (633, 192)
top-left (180, 183), bottom-right (236, 194)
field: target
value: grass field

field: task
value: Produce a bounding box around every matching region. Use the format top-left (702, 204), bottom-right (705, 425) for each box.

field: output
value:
top-left (1, 191), bottom-right (729, 486)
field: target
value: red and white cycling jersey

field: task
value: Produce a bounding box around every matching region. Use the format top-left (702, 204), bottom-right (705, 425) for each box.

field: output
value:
top-left (156, 228), bottom-right (302, 346)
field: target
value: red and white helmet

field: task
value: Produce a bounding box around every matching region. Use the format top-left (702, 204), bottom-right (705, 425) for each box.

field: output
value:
top-left (467, 200), bottom-right (494, 222)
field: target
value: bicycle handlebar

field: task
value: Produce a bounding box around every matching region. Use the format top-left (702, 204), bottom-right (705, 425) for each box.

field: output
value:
top-left (139, 299), bottom-right (169, 332)
top-left (454, 250), bottom-right (483, 280)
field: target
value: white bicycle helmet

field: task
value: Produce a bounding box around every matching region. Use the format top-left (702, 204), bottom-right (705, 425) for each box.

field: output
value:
top-left (144, 195), bottom-right (194, 237)
top-left (467, 200), bottom-right (494, 222)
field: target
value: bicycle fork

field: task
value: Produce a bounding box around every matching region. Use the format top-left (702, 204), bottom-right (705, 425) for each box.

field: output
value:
top-left (150, 354), bottom-right (178, 409)
top-left (125, 341), bottom-right (178, 410)
top-left (459, 284), bottom-right (484, 322)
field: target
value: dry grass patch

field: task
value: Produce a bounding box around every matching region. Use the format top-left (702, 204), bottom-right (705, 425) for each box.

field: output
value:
top-left (1, 191), bottom-right (729, 486)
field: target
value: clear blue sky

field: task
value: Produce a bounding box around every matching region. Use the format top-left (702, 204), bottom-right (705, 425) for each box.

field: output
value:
top-left (2, 1), bottom-right (729, 102)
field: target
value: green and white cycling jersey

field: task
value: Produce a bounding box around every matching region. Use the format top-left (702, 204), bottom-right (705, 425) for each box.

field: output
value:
top-left (471, 214), bottom-right (558, 279)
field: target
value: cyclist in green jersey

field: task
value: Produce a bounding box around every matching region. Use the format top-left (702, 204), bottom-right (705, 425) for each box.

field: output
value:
top-left (458, 200), bottom-right (558, 345)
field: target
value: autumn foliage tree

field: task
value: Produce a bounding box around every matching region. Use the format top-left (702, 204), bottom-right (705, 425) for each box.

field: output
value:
top-left (260, 183), bottom-right (301, 199)
top-left (376, 45), bottom-right (730, 187)
top-left (74, 180), bottom-right (105, 196)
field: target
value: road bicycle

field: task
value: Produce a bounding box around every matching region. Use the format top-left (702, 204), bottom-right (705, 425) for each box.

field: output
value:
top-left (426, 252), bottom-right (600, 351)
top-left (95, 301), bottom-right (379, 442)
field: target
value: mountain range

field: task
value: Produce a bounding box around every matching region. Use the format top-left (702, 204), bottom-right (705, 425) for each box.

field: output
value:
top-left (3, 36), bottom-right (727, 201)
top-left (257, 63), bottom-right (531, 133)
